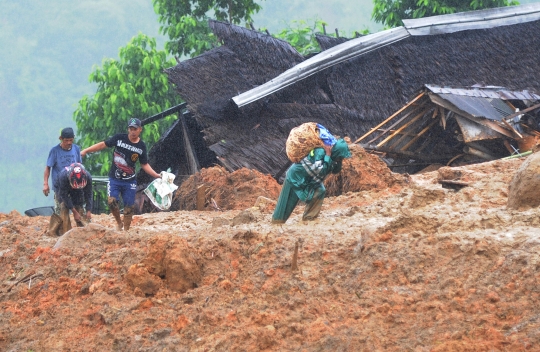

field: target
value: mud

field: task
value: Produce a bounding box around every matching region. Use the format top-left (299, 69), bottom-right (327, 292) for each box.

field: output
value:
top-left (2, 153), bottom-right (540, 351)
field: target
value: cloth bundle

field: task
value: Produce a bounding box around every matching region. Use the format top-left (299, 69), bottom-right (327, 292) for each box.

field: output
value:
top-left (285, 122), bottom-right (337, 163)
top-left (144, 171), bottom-right (178, 210)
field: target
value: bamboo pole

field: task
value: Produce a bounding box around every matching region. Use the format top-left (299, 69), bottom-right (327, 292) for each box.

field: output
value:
top-left (353, 91), bottom-right (426, 144)
top-left (377, 107), bottom-right (431, 148)
top-left (400, 118), bottom-right (439, 152)
top-left (367, 105), bottom-right (420, 144)
top-left (501, 150), bottom-right (532, 159)
top-left (440, 107), bottom-right (446, 129)
top-left (390, 108), bottom-right (435, 150)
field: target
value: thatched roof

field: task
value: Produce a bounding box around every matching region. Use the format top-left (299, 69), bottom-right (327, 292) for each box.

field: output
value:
top-left (326, 19), bottom-right (540, 123)
top-left (163, 5), bottom-right (540, 179)
top-left (233, 3), bottom-right (540, 108)
top-left (165, 20), bottom-right (346, 176)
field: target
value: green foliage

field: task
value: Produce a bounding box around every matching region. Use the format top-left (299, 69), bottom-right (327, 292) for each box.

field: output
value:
top-left (273, 19), bottom-right (370, 56)
top-left (372, 0), bottom-right (520, 28)
top-left (74, 33), bottom-right (181, 176)
top-left (273, 19), bottom-right (325, 55)
top-left (153, 0), bottom-right (263, 57)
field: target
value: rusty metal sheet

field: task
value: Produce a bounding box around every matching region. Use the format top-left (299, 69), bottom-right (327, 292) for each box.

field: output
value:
top-left (454, 115), bottom-right (504, 143)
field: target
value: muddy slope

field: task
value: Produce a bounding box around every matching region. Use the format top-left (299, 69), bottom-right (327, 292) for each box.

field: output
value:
top-left (2, 156), bottom-right (540, 351)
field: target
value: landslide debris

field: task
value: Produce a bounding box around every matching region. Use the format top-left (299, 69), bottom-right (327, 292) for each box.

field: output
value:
top-left (2, 154), bottom-right (540, 351)
top-left (508, 150), bottom-right (540, 209)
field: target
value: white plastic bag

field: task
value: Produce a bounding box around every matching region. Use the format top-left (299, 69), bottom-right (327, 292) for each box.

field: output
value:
top-left (143, 171), bottom-right (178, 210)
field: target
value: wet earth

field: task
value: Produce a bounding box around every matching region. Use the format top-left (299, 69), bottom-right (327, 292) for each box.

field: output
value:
top-left (2, 147), bottom-right (540, 351)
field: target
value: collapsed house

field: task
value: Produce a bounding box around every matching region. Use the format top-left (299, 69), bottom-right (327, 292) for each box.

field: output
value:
top-left (137, 3), bottom-right (540, 196)
top-left (355, 84), bottom-right (540, 172)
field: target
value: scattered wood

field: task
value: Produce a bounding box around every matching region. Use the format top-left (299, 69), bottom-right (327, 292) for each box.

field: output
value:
top-left (6, 273), bottom-right (44, 292)
top-left (291, 240), bottom-right (299, 271)
top-left (439, 179), bottom-right (470, 190)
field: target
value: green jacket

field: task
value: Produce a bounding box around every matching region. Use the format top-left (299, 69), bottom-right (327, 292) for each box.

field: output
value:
top-left (286, 138), bottom-right (351, 202)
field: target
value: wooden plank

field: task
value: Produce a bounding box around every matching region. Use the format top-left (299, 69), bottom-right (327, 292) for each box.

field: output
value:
top-left (502, 102), bottom-right (540, 122)
top-left (180, 114), bottom-right (200, 174)
top-left (360, 143), bottom-right (455, 162)
top-left (389, 108), bottom-right (437, 151)
top-left (440, 107), bottom-right (446, 129)
top-left (501, 119), bottom-right (523, 139)
top-left (141, 102), bottom-right (186, 126)
top-left (353, 91), bottom-right (426, 144)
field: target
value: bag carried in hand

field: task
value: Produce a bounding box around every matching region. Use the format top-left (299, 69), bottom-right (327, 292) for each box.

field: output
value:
top-left (285, 122), bottom-right (336, 163)
top-left (144, 171), bottom-right (179, 211)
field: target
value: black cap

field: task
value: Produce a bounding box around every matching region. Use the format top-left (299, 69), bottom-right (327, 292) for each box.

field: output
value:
top-left (60, 127), bottom-right (75, 139)
top-left (128, 118), bottom-right (142, 128)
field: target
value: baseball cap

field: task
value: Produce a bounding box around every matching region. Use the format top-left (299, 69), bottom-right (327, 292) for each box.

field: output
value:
top-left (128, 118), bottom-right (142, 128)
top-left (60, 127), bottom-right (75, 139)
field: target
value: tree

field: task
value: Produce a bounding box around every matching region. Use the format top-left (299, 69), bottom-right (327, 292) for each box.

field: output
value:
top-left (273, 19), bottom-right (326, 56)
top-left (372, 0), bottom-right (519, 28)
top-left (74, 33), bottom-right (182, 176)
top-left (273, 19), bottom-right (370, 56)
top-left (152, 0), bottom-right (263, 57)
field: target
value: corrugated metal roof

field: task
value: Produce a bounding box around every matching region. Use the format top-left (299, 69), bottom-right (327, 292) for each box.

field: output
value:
top-left (454, 115), bottom-right (505, 143)
top-left (403, 3), bottom-right (540, 35)
top-left (231, 3), bottom-right (540, 108)
top-left (426, 84), bottom-right (540, 121)
top-left (436, 94), bottom-right (512, 121)
top-left (425, 84), bottom-right (540, 100)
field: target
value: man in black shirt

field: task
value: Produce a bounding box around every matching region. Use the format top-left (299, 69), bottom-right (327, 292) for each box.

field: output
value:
top-left (81, 118), bottom-right (161, 230)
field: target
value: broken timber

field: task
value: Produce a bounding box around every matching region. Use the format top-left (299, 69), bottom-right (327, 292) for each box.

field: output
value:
top-left (355, 85), bottom-right (540, 166)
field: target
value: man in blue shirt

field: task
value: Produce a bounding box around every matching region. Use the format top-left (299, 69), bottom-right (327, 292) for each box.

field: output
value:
top-left (43, 127), bottom-right (82, 206)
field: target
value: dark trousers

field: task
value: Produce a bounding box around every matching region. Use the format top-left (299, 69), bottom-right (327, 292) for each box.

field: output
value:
top-left (272, 179), bottom-right (326, 223)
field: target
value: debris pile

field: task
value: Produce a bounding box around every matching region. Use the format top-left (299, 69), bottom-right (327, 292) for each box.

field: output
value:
top-left (173, 166), bottom-right (281, 211)
top-left (325, 143), bottom-right (409, 196)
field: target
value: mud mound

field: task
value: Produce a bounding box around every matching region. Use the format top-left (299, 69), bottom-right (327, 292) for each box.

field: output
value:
top-left (173, 166), bottom-right (281, 211)
top-left (325, 143), bottom-right (408, 196)
top-left (142, 234), bottom-right (202, 293)
top-left (507, 151), bottom-right (540, 210)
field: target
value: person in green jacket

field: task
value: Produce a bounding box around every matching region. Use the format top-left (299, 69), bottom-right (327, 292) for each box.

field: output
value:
top-left (272, 138), bottom-right (351, 223)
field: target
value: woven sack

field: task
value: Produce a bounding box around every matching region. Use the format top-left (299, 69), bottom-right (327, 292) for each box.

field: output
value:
top-left (286, 122), bottom-right (324, 163)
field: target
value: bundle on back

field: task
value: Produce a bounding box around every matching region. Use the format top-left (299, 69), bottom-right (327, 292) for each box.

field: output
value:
top-left (285, 122), bottom-right (325, 163)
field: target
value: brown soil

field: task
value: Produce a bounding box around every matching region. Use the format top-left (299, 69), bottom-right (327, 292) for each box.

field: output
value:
top-left (173, 166), bottom-right (281, 211)
top-left (2, 150), bottom-right (540, 351)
